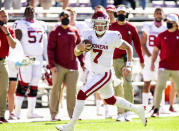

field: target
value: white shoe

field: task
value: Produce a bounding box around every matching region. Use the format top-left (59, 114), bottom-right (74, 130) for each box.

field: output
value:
top-left (133, 105), bottom-right (147, 126)
top-left (56, 124), bottom-right (75, 131)
top-left (124, 112), bottom-right (132, 121)
top-left (116, 114), bottom-right (124, 122)
top-left (27, 113), bottom-right (43, 119)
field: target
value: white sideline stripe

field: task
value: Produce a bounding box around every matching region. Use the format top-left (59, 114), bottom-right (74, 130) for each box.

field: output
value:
top-left (86, 72), bottom-right (110, 96)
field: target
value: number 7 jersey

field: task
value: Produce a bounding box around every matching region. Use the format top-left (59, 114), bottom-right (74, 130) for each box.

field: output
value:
top-left (13, 19), bottom-right (47, 57)
top-left (83, 30), bottom-right (124, 74)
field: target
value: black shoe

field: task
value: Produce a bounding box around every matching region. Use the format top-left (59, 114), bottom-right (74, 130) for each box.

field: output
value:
top-left (0, 117), bottom-right (8, 123)
top-left (151, 108), bottom-right (159, 117)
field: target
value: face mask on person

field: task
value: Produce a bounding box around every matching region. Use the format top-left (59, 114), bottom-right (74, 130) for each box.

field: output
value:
top-left (61, 17), bottom-right (70, 25)
top-left (167, 22), bottom-right (173, 29)
top-left (117, 14), bottom-right (126, 21)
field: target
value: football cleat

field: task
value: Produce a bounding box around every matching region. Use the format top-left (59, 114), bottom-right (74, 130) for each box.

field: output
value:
top-left (8, 113), bottom-right (17, 120)
top-left (124, 112), bottom-right (132, 121)
top-left (133, 105), bottom-right (147, 126)
top-left (116, 114), bottom-right (125, 122)
top-left (169, 106), bottom-right (176, 112)
top-left (56, 124), bottom-right (75, 131)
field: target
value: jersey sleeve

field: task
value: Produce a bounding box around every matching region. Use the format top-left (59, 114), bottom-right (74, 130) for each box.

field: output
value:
top-left (13, 20), bottom-right (24, 31)
top-left (141, 22), bottom-right (149, 35)
top-left (113, 31), bottom-right (124, 48)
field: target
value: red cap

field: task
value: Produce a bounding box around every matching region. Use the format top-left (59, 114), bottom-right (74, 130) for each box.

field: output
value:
top-left (106, 5), bottom-right (116, 12)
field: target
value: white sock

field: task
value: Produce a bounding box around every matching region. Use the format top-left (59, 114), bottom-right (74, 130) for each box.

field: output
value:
top-left (15, 96), bottom-right (24, 118)
top-left (142, 93), bottom-right (149, 107)
top-left (70, 100), bottom-right (85, 125)
top-left (96, 100), bottom-right (102, 114)
top-left (27, 97), bottom-right (36, 115)
top-left (96, 100), bottom-right (102, 108)
top-left (104, 105), bottom-right (110, 116)
top-left (115, 97), bottom-right (134, 111)
top-left (104, 105), bottom-right (109, 112)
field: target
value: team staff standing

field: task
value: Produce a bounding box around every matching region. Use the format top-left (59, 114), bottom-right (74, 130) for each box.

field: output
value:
top-left (109, 5), bottom-right (144, 121)
top-left (48, 10), bottom-right (84, 120)
top-left (151, 14), bottom-right (179, 117)
top-left (0, 10), bottom-right (16, 123)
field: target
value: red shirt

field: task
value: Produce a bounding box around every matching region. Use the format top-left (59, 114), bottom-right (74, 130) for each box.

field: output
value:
top-left (47, 25), bottom-right (84, 70)
top-left (109, 22), bottom-right (144, 63)
top-left (0, 27), bottom-right (15, 58)
top-left (155, 30), bottom-right (179, 70)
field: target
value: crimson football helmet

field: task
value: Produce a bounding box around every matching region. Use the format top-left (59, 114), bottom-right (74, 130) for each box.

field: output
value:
top-left (92, 11), bottom-right (109, 35)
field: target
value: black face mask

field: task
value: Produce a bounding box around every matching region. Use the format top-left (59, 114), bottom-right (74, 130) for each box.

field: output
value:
top-left (167, 22), bottom-right (173, 29)
top-left (117, 14), bottom-right (126, 21)
top-left (61, 17), bottom-right (70, 25)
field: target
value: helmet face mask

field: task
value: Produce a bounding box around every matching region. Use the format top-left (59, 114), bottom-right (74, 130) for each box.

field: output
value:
top-left (92, 11), bottom-right (109, 35)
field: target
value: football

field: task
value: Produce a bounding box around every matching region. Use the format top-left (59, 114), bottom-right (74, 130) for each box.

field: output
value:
top-left (82, 39), bottom-right (93, 52)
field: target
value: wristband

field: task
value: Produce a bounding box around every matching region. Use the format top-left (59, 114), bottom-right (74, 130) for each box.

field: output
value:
top-left (126, 61), bottom-right (132, 67)
top-left (75, 46), bottom-right (81, 53)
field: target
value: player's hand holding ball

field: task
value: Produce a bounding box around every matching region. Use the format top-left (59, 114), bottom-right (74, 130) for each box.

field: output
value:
top-left (82, 39), bottom-right (93, 52)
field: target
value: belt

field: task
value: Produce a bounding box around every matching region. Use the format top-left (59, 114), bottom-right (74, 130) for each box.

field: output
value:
top-left (0, 58), bottom-right (5, 61)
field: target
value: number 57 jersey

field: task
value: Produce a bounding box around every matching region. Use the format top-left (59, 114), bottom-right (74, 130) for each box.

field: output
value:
top-left (13, 19), bottom-right (47, 57)
top-left (83, 30), bottom-right (124, 74)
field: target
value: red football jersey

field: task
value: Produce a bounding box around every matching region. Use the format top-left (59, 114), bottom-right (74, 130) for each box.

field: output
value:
top-left (155, 30), bottom-right (179, 70)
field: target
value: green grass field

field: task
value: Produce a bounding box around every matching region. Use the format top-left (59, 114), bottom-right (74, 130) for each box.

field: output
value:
top-left (0, 117), bottom-right (179, 131)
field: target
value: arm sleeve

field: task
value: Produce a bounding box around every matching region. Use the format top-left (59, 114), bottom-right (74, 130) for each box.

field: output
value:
top-left (132, 26), bottom-right (144, 63)
top-left (47, 29), bottom-right (57, 68)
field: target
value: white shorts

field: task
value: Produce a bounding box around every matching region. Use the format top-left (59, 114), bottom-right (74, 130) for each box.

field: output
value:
top-left (8, 61), bottom-right (18, 79)
top-left (142, 56), bottom-right (159, 81)
top-left (18, 56), bottom-right (43, 86)
top-left (81, 70), bottom-right (114, 99)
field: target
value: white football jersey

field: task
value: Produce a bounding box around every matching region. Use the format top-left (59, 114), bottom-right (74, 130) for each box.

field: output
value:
top-left (13, 19), bottom-right (47, 57)
top-left (142, 22), bottom-right (166, 54)
top-left (83, 30), bottom-right (123, 74)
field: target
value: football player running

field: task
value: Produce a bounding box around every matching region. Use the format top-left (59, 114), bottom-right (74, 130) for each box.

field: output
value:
top-left (13, 6), bottom-right (47, 119)
top-left (56, 11), bottom-right (147, 131)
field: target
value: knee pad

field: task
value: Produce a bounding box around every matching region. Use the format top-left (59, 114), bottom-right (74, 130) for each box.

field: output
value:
top-left (104, 96), bottom-right (116, 105)
top-left (77, 90), bottom-right (88, 100)
top-left (16, 82), bottom-right (28, 96)
top-left (28, 86), bottom-right (38, 97)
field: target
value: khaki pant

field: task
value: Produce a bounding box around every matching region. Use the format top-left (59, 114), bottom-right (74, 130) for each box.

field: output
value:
top-left (49, 64), bottom-right (79, 118)
top-left (113, 58), bottom-right (133, 114)
top-left (0, 60), bottom-right (9, 117)
top-left (154, 69), bottom-right (179, 109)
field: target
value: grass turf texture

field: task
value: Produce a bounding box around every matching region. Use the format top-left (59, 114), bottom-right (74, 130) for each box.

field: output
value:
top-left (0, 117), bottom-right (179, 131)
